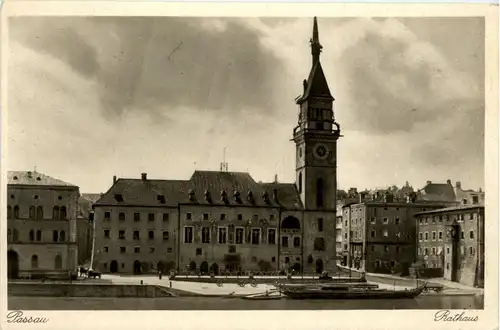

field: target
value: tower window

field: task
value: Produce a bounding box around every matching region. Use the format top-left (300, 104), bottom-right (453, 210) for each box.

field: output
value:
top-left (298, 172), bottom-right (302, 194)
top-left (316, 178), bottom-right (324, 208)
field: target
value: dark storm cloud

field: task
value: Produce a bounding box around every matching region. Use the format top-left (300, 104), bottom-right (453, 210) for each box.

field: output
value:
top-left (10, 17), bottom-right (285, 119)
top-left (9, 17), bottom-right (100, 78)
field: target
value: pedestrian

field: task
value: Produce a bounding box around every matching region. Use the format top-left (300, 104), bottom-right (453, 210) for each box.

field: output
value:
top-left (158, 269), bottom-right (163, 280)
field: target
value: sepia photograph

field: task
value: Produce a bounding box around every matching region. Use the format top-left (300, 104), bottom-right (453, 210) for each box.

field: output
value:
top-left (1, 2), bottom-right (498, 329)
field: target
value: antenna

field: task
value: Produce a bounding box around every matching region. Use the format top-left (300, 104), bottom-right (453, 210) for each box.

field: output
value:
top-left (220, 147), bottom-right (228, 172)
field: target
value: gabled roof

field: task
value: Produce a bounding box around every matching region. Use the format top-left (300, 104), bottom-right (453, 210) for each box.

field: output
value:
top-left (94, 170), bottom-right (303, 210)
top-left (8, 170), bottom-right (77, 187)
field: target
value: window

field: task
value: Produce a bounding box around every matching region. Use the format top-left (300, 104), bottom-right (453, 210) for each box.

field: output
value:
top-left (157, 195), bottom-right (166, 204)
top-left (134, 213), bottom-right (140, 221)
top-left (228, 245), bottom-right (236, 253)
top-left (371, 230), bottom-right (376, 238)
top-left (432, 247), bottom-right (436, 255)
top-left (447, 247), bottom-right (450, 254)
top-left (163, 213), bottom-right (169, 221)
top-left (119, 230), bottom-right (125, 239)
top-left (148, 213), bottom-right (155, 221)
top-left (203, 213), bottom-right (209, 221)
top-left (60, 206), bottom-right (67, 220)
top-left (235, 228), bottom-right (244, 244)
top-left (461, 231), bottom-right (465, 239)
top-left (425, 232), bottom-right (429, 241)
top-left (446, 263), bottom-right (450, 270)
top-left (384, 246), bottom-right (389, 252)
top-left (196, 248), bottom-right (202, 256)
top-left (268, 229), bottom-right (276, 244)
top-left (53, 230), bottom-right (59, 242)
top-left (390, 261), bottom-right (395, 267)
top-left (133, 230), bottom-right (140, 240)
top-left (371, 245), bottom-right (375, 252)
top-left (317, 218), bottom-right (324, 232)
top-left (383, 218), bottom-right (388, 224)
top-left (371, 217), bottom-right (376, 224)
top-left (120, 247), bottom-right (126, 253)
top-left (134, 247), bottom-right (140, 253)
top-left (29, 206), bottom-right (35, 219)
top-left (202, 227), bottom-right (210, 243)
top-left (345, 233), bottom-right (348, 239)
top-left (269, 215), bottom-right (275, 222)
top-left (218, 227), bottom-right (227, 244)
top-left (383, 229), bottom-right (388, 237)
top-left (163, 231), bottom-right (169, 241)
top-left (13, 205), bottom-right (19, 218)
top-left (253, 214), bottom-right (258, 222)
top-left (186, 213), bottom-right (192, 220)
top-left (251, 228), bottom-right (261, 245)
top-left (31, 255), bottom-right (39, 269)
top-left (104, 211), bottom-right (111, 220)
top-left (148, 230), bottom-right (154, 240)
top-left (419, 218), bottom-right (423, 225)
top-left (282, 236), bottom-right (289, 247)
top-left (432, 231), bottom-right (436, 240)
top-left (395, 217), bottom-right (400, 225)
top-left (469, 231), bottom-right (474, 239)
top-left (316, 178), bottom-right (324, 208)
top-left (424, 248), bottom-right (428, 255)
top-left (472, 196), bottom-right (479, 204)
top-left (36, 230), bottom-right (42, 241)
top-left (432, 216), bottom-right (437, 223)
top-left (103, 246), bottom-right (109, 252)
top-left (469, 246), bottom-right (475, 255)
top-left (220, 214), bottom-right (226, 221)
top-left (36, 206), bottom-right (43, 220)
top-left (439, 231), bottom-right (443, 240)
top-left (293, 237), bottom-right (301, 247)
top-left (118, 212), bottom-right (125, 221)
top-left (237, 214), bottom-right (243, 221)
top-left (104, 230), bottom-right (110, 238)
top-left (419, 233), bottom-right (423, 241)
top-left (54, 255), bottom-right (62, 269)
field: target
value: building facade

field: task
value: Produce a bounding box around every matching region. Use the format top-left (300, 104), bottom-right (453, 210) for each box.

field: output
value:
top-left (342, 192), bottom-right (445, 274)
top-left (6, 171), bottom-right (80, 279)
top-left (415, 205), bottom-right (484, 287)
top-left (92, 18), bottom-right (341, 275)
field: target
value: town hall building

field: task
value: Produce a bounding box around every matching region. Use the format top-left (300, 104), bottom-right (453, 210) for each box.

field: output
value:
top-left (92, 18), bottom-right (341, 275)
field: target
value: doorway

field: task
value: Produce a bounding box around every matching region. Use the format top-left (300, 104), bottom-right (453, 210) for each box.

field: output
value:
top-left (133, 260), bottom-right (142, 274)
top-left (315, 259), bottom-right (324, 274)
top-left (110, 260), bottom-right (118, 273)
top-left (8, 250), bottom-right (19, 279)
top-left (200, 261), bottom-right (209, 274)
top-left (209, 263), bottom-right (219, 275)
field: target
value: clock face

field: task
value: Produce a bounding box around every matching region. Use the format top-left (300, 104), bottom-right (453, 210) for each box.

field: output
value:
top-left (314, 144), bottom-right (329, 160)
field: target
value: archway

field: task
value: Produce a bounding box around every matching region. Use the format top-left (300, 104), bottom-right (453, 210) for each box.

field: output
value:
top-left (315, 259), bottom-right (324, 274)
top-left (133, 260), bottom-right (142, 274)
top-left (200, 261), bottom-right (209, 274)
top-left (291, 263), bottom-right (301, 273)
top-left (7, 250), bottom-right (19, 279)
top-left (157, 261), bottom-right (164, 272)
top-left (209, 263), bottom-right (219, 275)
top-left (281, 216), bottom-right (300, 230)
top-left (54, 255), bottom-right (63, 269)
top-left (189, 261), bottom-right (197, 272)
top-left (110, 260), bottom-right (118, 273)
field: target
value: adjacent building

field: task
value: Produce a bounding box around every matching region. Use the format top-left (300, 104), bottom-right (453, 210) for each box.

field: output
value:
top-left (415, 205), bottom-right (484, 287)
top-left (7, 171), bottom-right (80, 279)
top-left (342, 192), bottom-right (445, 275)
top-left (92, 18), bottom-right (341, 276)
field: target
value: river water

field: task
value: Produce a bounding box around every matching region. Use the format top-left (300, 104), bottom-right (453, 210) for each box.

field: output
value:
top-left (9, 295), bottom-right (483, 310)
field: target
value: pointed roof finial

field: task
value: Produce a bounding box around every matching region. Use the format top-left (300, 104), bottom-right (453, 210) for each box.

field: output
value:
top-left (310, 16), bottom-right (322, 64)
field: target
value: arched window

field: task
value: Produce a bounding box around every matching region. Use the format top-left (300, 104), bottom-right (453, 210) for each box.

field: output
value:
top-left (29, 206), bottom-right (36, 220)
top-left (59, 231), bottom-right (66, 242)
top-left (54, 255), bottom-right (62, 269)
top-left (7, 229), bottom-right (11, 242)
top-left (29, 230), bottom-right (34, 241)
top-left (60, 206), bottom-right (67, 220)
top-left (36, 206), bottom-right (44, 220)
top-left (314, 237), bottom-right (325, 251)
top-left (13, 205), bottom-right (19, 218)
top-left (7, 206), bottom-right (12, 219)
top-left (31, 255), bottom-right (39, 269)
top-left (53, 206), bottom-right (60, 220)
top-left (298, 172), bottom-right (302, 194)
top-left (52, 230), bottom-right (59, 242)
top-left (12, 229), bottom-right (19, 242)
top-left (316, 178), bottom-right (324, 208)
top-left (36, 230), bottom-right (42, 242)
top-left (281, 216), bottom-right (301, 230)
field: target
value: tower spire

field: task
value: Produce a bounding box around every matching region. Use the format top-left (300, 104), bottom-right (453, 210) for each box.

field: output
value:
top-left (310, 17), bottom-right (323, 65)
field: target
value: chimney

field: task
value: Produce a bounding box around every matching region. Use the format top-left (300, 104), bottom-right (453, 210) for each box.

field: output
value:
top-left (426, 180), bottom-right (432, 185)
top-left (446, 179), bottom-right (451, 185)
top-left (113, 175), bottom-right (117, 184)
top-left (456, 181), bottom-right (462, 189)
top-left (141, 173), bottom-right (147, 180)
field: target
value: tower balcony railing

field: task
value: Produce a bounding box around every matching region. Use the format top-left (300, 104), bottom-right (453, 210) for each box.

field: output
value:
top-left (293, 123), bottom-right (341, 137)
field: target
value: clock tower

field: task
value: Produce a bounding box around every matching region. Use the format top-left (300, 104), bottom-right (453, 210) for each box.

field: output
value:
top-left (293, 17), bottom-right (341, 211)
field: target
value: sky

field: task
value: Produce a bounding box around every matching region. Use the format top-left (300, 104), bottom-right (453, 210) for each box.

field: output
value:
top-left (7, 17), bottom-right (485, 193)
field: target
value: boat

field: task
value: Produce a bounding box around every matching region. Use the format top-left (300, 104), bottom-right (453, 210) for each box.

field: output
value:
top-left (280, 283), bottom-right (427, 300)
top-left (241, 295), bottom-right (283, 301)
top-left (276, 282), bottom-right (379, 290)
